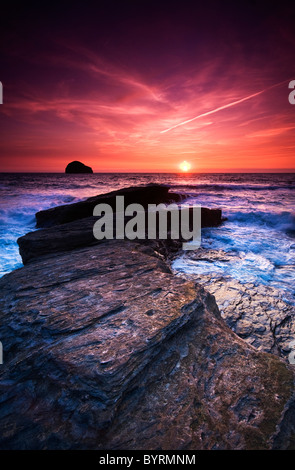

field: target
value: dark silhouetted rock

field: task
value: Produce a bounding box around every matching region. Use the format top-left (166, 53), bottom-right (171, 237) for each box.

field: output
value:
top-left (65, 160), bottom-right (93, 174)
top-left (35, 184), bottom-right (183, 228)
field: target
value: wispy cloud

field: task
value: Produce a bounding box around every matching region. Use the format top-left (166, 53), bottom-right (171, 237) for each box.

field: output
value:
top-left (160, 79), bottom-right (290, 133)
top-left (1, 38), bottom-right (294, 171)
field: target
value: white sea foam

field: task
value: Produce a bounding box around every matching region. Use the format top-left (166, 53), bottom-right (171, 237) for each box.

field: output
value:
top-left (0, 172), bottom-right (294, 297)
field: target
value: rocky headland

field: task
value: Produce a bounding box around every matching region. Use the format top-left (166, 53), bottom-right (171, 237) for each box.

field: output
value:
top-left (0, 184), bottom-right (294, 450)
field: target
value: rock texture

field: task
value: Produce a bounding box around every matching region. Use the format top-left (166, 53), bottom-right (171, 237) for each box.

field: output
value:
top-left (0, 239), bottom-right (294, 449)
top-left (65, 161), bottom-right (93, 174)
top-left (35, 184), bottom-right (183, 228)
top-left (0, 185), bottom-right (294, 450)
top-left (18, 184), bottom-right (223, 264)
top-left (174, 248), bottom-right (295, 361)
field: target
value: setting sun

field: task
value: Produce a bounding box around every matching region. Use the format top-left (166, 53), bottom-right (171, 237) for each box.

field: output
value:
top-left (179, 161), bottom-right (191, 172)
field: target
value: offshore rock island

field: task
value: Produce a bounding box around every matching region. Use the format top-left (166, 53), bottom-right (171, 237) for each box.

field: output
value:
top-left (0, 184), bottom-right (294, 450)
top-left (65, 160), bottom-right (93, 174)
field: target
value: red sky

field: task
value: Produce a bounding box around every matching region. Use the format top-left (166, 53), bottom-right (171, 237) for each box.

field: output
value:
top-left (1, 1), bottom-right (295, 173)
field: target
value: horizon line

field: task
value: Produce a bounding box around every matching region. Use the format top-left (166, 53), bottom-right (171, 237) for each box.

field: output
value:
top-left (1, 169), bottom-right (295, 174)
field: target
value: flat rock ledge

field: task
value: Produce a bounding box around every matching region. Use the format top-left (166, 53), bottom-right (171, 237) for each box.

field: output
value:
top-left (18, 184), bottom-right (222, 264)
top-left (0, 238), bottom-right (295, 450)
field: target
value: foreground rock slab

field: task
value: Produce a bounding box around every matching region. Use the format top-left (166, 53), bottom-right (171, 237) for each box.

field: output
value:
top-left (0, 240), bottom-right (294, 449)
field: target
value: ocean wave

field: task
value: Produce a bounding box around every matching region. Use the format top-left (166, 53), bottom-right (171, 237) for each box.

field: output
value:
top-left (0, 194), bottom-right (79, 226)
top-left (226, 210), bottom-right (295, 233)
top-left (171, 183), bottom-right (295, 193)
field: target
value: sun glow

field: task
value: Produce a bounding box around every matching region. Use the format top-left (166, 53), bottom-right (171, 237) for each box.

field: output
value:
top-left (179, 161), bottom-right (191, 172)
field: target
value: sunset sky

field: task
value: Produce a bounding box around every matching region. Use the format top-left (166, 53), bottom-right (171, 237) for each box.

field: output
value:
top-left (1, 0), bottom-right (295, 172)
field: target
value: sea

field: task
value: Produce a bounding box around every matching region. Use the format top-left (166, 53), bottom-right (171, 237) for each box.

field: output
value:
top-left (0, 172), bottom-right (295, 301)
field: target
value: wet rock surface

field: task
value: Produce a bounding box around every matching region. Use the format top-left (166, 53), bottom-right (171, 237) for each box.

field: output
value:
top-left (18, 184), bottom-right (222, 264)
top-left (1, 186), bottom-right (295, 449)
top-left (35, 184), bottom-right (184, 228)
top-left (0, 239), bottom-right (294, 449)
top-left (173, 248), bottom-right (295, 361)
top-left (18, 211), bottom-right (222, 266)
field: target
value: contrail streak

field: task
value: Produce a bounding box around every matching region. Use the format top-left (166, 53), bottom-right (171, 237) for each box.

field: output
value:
top-left (160, 79), bottom-right (289, 134)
